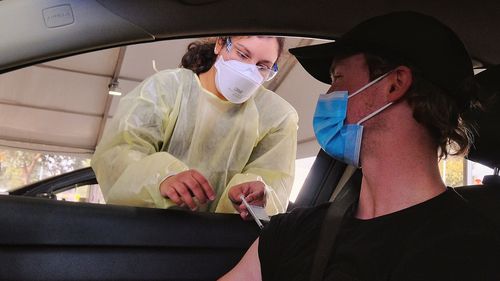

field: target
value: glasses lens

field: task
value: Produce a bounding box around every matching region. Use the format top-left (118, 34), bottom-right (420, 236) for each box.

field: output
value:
top-left (265, 64), bottom-right (278, 81)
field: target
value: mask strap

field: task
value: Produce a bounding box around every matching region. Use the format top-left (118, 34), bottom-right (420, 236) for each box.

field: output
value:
top-left (357, 102), bottom-right (393, 125)
top-left (348, 70), bottom-right (393, 99)
top-left (225, 37), bottom-right (232, 52)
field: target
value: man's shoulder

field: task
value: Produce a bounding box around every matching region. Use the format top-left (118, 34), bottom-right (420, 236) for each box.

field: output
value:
top-left (395, 195), bottom-right (500, 280)
top-left (430, 193), bottom-right (498, 237)
top-left (442, 201), bottom-right (499, 252)
top-left (258, 203), bottom-right (331, 280)
top-left (395, 219), bottom-right (500, 281)
top-left (260, 203), bottom-right (330, 245)
top-left (268, 203), bottom-right (330, 230)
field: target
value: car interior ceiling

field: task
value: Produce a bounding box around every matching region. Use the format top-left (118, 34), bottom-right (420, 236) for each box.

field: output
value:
top-left (2, 1), bottom-right (500, 73)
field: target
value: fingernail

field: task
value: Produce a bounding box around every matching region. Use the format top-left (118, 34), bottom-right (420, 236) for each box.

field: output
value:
top-left (191, 207), bottom-right (198, 211)
top-left (209, 195), bottom-right (215, 200)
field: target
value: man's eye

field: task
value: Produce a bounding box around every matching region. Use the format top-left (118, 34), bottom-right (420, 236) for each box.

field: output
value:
top-left (331, 75), bottom-right (343, 82)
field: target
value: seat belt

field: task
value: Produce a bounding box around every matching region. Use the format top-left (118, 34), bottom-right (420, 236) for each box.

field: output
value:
top-left (310, 167), bottom-right (361, 281)
top-left (329, 165), bottom-right (357, 202)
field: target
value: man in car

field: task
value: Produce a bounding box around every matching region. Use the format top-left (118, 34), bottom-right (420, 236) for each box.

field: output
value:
top-left (219, 11), bottom-right (499, 281)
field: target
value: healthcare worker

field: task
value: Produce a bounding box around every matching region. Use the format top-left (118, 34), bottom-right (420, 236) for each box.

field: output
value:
top-left (91, 36), bottom-right (298, 219)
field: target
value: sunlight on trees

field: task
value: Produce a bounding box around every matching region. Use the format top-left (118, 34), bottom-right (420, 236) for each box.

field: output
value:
top-left (0, 148), bottom-right (90, 191)
top-left (439, 156), bottom-right (464, 187)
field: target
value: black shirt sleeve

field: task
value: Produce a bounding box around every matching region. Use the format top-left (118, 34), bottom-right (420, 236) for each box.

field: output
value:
top-left (258, 204), bottom-right (329, 280)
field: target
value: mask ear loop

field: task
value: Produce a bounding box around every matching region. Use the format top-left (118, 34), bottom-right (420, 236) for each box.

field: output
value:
top-left (352, 70), bottom-right (394, 125)
top-left (343, 69), bottom-right (395, 125)
top-left (348, 70), bottom-right (394, 99)
top-left (357, 102), bottom-right (393, 125)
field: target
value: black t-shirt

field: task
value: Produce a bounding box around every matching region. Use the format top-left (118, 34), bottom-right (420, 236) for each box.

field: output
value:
top-left (259, 189), bottom-right (500, 281)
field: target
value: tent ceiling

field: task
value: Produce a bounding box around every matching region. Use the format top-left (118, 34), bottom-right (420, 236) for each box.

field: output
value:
top-left (0, 37), bottom-right (328, 158)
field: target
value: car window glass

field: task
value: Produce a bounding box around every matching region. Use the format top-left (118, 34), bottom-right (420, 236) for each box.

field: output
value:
top-left (0, 147), bottom-right (91, 193)
top-left (290, 156), bottom-right (316, 202)
top-left (2, 32), bottom-right (493, 207)
top-left (289, 154), bottom-right (494, 202)
top-left (0, 36), bottom-right (328, 207)
top-left (56, 183), bottom-right (104, 204)
top-left (439, 156), bottom-right (493, 187)
top-left (439, 156), bottom-right (493, 186)
top-left (439, 156), bottom-right (465, 187)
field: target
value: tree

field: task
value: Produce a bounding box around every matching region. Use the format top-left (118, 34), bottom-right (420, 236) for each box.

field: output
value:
top-left (439, 156), bottom-right (464, 187)
top-left (0, 148), bottom-right (90, 191)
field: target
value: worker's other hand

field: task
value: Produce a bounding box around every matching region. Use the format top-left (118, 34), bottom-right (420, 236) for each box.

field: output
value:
top-left (228, 181), bottom-right (266, 220)
top-left (159, 169), bottom-right (215, 211)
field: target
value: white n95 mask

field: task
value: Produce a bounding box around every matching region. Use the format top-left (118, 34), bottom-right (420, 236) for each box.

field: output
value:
top-left (214, 56), bottom-right (264, 104)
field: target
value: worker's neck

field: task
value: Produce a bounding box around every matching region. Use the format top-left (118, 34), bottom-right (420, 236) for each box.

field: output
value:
top-left (198, 67), bottom-right (226, 101)
top-left (355, 114), bottom-right (446, 219)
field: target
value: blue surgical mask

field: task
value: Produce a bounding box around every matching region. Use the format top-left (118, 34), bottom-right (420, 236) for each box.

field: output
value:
top-left (313, 71), bottom-right (393, 167)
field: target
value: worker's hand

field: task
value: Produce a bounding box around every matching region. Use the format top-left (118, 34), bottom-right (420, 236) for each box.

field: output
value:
top-left (228, 181), bottom-right (266, 220)
top-left (159, 170), bottom-right (215, 211)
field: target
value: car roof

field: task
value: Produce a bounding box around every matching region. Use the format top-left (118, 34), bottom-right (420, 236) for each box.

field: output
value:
top-left (1, 0), bottom-right (499, 73)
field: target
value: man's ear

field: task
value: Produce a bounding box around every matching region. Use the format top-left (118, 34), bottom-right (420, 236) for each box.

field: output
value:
top-left (387, 66), bottom-right (412, 102)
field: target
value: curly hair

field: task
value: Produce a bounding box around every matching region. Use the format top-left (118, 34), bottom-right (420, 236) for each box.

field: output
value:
top-left (180, 36), bottom-right (285, 74)
top-left (180, 38), bottom-right (218, 74)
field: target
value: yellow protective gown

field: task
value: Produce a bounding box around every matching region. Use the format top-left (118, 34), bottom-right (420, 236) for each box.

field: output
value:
top-left (91, 68), bottom-right (298, 215)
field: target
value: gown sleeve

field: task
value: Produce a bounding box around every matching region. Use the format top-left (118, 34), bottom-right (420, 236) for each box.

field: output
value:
top-left (91, 70), bottom-right (189, 208)
top-left (215, 105), bottom-right (298, 215)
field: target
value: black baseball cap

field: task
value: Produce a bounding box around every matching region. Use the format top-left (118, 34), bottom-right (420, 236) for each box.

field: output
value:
top-left (290, 11), bottom-right (474, 107)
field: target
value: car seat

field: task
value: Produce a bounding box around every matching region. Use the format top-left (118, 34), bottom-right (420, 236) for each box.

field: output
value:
top-left (455, 65), bottom-right (500, 231)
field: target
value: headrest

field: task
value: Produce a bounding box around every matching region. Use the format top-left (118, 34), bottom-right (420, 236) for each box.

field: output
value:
top-left (466, 65), bottom-right (500, 169)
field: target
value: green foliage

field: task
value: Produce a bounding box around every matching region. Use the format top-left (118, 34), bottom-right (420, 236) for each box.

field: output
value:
top-left (438, 157), bottom-right (464, 187)
top-left (0, 148), bottom-right (90, 191)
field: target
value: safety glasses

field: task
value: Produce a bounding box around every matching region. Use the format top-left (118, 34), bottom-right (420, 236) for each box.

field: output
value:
top-left (224, 37), bottom-right (279, 81)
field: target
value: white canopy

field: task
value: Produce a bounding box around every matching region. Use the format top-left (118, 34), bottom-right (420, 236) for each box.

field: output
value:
top-left (0, 37), bottom-right (328, 159)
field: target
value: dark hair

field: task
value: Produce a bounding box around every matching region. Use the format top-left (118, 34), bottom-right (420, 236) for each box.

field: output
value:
top-left (333, 50), bottom-right (480, 159)
top-left (364, 52), bottom-right (480, 159)
top-left (180, 36), bottom-right (285, 74)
